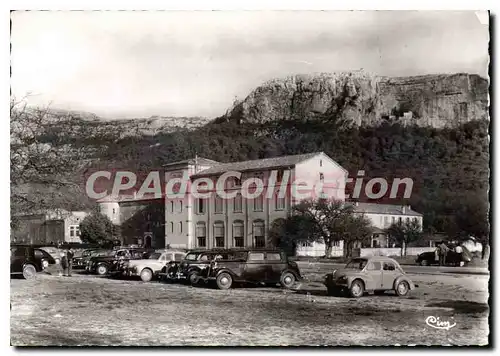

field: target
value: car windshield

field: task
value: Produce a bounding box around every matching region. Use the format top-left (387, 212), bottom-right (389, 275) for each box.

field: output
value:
top-left (184, 253), bottom-right (199, 261)
top-left (148, 253), bottom-right (162, 260)
top-left (345, 259), bottom-right (368, 270)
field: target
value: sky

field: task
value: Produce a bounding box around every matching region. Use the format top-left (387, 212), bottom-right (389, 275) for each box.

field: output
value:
top-left (11, 11), bottom-right (490, 119)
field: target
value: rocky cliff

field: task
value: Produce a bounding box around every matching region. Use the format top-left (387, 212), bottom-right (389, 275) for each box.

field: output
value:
top-left (224, 72), bottom-right (489, 128)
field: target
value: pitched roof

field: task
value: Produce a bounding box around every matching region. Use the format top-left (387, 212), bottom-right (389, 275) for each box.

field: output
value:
top-left (163, 157), bottom-right (220, 167)
top-left (349, 202), bottom-right (423, 217)
top-left (192, 152), bottom-right (322, 177)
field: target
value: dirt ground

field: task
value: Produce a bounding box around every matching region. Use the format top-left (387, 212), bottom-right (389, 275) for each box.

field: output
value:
top-left (10, 265), bottom-right (490, 346)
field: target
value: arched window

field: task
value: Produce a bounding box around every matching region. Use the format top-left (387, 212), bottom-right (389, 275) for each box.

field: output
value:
top-left (179, 201), bottom-right (183, 213)
top-left (179, 222), bottom-right (183, 234)
top-left (233, 220), bottom-right (244, 247)
top-left (196, 222), bottom-right (206, 247)
top-left (170, 222), bottom-right (174, 233)
top-left (214, 221), bottom-right (225, 247)
top-left (253, 220), bottom-right (265, 248)
top-left (171, 201), bottom-right (174, 213)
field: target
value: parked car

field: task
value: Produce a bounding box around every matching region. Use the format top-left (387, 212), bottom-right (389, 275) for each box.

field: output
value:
top-left (122, 249), bottom-right (187, 281)
top-left (86, 248), bottom-right (152, 275)
top-left (199, 249), bottom-right (302, 290)
top-left (72, 248), bottom-right (108, 269)
top-left (324, 257), bottom-right (416, 298)
top-left (174, 249), bottom-right (232, 285)
top-left (11, 245), bottom-right (52, 279)
top-left (416, 249), bottom-right (472, 266)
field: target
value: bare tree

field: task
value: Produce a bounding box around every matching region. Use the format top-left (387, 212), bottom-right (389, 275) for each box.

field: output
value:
top-left (10, 98), bottom-right (93, 224)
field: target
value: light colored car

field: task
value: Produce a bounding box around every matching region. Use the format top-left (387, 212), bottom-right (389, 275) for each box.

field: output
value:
top-left (323, 256), bottom-right (416, 298)
top-left (126, 249), bottom-right (186, 282)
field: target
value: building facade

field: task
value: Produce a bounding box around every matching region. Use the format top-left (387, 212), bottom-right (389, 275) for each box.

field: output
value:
top-left (96, 152), bottom-right (424, 255)
top-left (164, 152), bottom-right (347, 249)
top-left (12, 210), bottom-right (89, 244)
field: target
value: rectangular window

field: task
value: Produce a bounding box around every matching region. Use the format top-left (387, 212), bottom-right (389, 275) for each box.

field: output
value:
top-left (214, 195), bottom-right (223, 214)
top-left (276, 170), bottom-right (284, 183)
top-left (248, 252), bottom-right (265, 261)
top-left (233, 194), bottom-right (243, 213)
top-left (266, 253), bottom-right (281, 261)
top-left (179, 201), bottom-right (183, 213)
top-left (319, 173), bottom-right (324, 182)
top-left (254, 195), bottom-right (264, 212)
top-left (197, 199), bottom-right (206, 214)
top-left (70, 226), bottom-right (75, 237)
top-left (233, 223), bottom-right (244, 247)
top-left (234, 237), bottom-right (244, 247)
top-left (214, 223), bottom-right (225, 248)
top-left (215, 237), bottom-right (225, 248)
top-left (197, 237), bottom-right (207, 248)
top-left (275, 194), bottom-right (285, 210)
top-left (179, 222), bottom-right (183, 233)
top-left (255, 236), bottom-right (265, 248)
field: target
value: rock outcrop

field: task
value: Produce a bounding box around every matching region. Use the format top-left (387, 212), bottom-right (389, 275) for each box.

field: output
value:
top-left (225, 72), bottom-right (489, 128)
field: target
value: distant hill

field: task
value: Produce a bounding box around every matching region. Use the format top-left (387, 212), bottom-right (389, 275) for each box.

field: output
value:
top-left (221, 71), bottom-right (489, 128)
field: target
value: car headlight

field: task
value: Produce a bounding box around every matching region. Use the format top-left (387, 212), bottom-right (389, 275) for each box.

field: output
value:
top-left (42, 259), bottom-right (49, 269)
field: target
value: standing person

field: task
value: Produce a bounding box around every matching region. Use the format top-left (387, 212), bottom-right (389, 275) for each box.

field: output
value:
top-left (438, 241), bottom-right (450, 266)
top-left (66, 248), bottom-right (74, 277)
top-left (60, 250), bottom-right (68, 276)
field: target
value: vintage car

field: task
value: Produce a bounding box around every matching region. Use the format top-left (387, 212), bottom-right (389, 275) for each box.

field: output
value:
top-left (416, 249), bottom-right (472, 266)
top-left (86, 247), bottom-right (152, 275)
top-left (324, 257), bottom-right (416, 298)
top-left (123, 249), bottom-right (186, 281)
top-left (72, 248), bottom-right (108, 269)
top-left (199, 249), bottom-right (302, 290)
top-left (11, 245), bottom-right (53, 279)
top-left (172, 249), bottom-right (232, 285)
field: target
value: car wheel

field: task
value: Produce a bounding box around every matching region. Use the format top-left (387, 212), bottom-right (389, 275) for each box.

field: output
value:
top-left (349, 279), bottom-right (364, 298)
top-left (140, 268), bottom-right (153, 282)
top-left (420, 259), bottom-right (428, 266)
top-left (22, 264), bottom-right (37, 280)
top-left (395, 280), bottom-right (410, 297)
top-left (188, 271), bottom-right (200, 285)
top-left (280, 272), bottom-right (296, 289)
top-left (96, 264), bottom-right (108, 276)
top-left (216, 272), bottom-right (233, 290)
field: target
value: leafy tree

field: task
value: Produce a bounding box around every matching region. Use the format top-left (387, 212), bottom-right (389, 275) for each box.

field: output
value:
top-left (79, 209), bottom-right (119, 245)
top-left (270, 198), bottom-right (373, 257)
top-left (386, 219), bottom-right (423, 256)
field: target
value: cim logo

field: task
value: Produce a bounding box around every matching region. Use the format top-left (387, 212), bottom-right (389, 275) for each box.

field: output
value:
top-left (425, 316), bottom-right (456, 330)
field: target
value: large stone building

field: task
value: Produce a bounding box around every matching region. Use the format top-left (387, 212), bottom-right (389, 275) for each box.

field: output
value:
top-left (96, 152), bottom-right (424, 254)
top-left (163, 152), bottom-right (346, 249)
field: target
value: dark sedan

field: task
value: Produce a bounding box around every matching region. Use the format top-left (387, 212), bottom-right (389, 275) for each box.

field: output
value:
top-left (416, 250), bottom-right (472, 266)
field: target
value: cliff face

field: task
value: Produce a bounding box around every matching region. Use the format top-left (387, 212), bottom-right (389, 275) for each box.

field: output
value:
top-left (226, 72), bottom-right (489, 128)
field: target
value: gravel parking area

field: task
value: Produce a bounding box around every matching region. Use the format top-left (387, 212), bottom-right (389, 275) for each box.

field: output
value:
top-left (10, 265), bottom-right (489, 346)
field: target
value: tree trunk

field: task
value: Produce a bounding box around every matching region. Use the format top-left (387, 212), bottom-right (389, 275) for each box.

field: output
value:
top-left (325, 243), bottom-right (333, 259)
